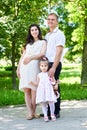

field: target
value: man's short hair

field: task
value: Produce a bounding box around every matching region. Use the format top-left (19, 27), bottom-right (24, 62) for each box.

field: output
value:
top-left (48, 13), bottom-right (59, 21)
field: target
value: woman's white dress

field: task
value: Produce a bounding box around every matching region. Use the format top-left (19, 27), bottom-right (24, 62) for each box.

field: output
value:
top-left (19, 40), bottom-right (45, 91)
top-left (36, 72), bottom-right (57, 104)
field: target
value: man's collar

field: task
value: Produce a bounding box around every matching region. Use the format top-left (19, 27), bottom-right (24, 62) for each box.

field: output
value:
top-left (49, 27), bottom-right (58, 34)
top-left (52, 27), bottom-right (58, 33)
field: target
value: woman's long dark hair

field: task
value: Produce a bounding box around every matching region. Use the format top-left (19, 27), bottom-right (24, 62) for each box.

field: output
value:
top-left (24, 24), bottom-right (43, 48)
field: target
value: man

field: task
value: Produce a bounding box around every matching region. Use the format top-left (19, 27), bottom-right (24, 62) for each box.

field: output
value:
top-left (45, 13), bottom-right (66, 118)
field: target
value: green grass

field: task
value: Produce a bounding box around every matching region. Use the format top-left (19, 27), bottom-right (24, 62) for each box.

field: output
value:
top-left (0, 66), bottom-right (24, 106)
top-left (60, 62), bottom-right (87, 100)
top-left (61, 83), bottom-right (87, 100)
top-left (0, 89), bottom-right (24, 106)
top-left (0, 62), bottom-right (87, 106)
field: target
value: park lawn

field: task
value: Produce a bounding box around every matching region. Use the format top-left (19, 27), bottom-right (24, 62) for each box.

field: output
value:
top-left (60, 62), bottom-right (87, 100)
top-left (0, 62), bottom-right (87, 106)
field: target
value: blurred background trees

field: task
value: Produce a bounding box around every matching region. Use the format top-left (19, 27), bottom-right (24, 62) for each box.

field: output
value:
top-left (0, 0), bottom-right (87, 89)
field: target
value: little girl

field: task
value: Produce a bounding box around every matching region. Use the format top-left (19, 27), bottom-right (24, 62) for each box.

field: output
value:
top-left (29, 57), bottom-right (57, 122)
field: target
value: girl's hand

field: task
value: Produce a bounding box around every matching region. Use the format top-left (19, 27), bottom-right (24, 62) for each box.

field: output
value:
top-left (29, 81), bottom-right (36, 86)
top-left (23, 57), bottom-right (31, 64)
top-left (29, 81), bottom-right (34, 85)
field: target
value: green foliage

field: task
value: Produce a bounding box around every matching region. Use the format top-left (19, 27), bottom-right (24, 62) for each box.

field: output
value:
top-left (0, 0), bottom-right (49, 89)
top-left (0, 0), bottom-right (86, 61)
top-left (0, 0), bottom-right (48, 60)
top-left (0, 0), bottom-right (87, 60)
top-left (65, 0), bottom-right (86, 60)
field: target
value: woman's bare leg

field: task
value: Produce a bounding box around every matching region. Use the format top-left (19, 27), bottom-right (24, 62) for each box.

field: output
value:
top-left (31, 89), bottom-right (36, 115)
top-left (24, 88), bottom-right (33, 117)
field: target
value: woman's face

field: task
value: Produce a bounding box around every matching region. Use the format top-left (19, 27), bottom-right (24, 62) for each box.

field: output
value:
top-left (30, 26), bottom-right (39, 40)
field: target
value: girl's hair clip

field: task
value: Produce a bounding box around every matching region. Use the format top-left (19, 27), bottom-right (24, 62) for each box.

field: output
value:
top-left (42, 56), bottom-right (48, 61)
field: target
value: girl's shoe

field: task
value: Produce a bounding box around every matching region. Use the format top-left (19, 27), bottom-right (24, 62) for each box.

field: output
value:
top-left (44, 116), bottom-right (49, 122)
top-left (51, 115), bottom-right (56, 121)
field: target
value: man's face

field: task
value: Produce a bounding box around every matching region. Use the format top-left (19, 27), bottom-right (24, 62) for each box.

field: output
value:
top-left (47, 15), bottom-right (58, 28)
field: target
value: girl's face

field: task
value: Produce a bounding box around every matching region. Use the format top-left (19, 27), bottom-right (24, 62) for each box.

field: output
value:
top-left (40, 61), bottom-right (48, 72)
top-left (30, 26), bottom-right (39, 40)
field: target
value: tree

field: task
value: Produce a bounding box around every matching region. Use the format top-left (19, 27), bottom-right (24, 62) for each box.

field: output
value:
top-left (81, 2), bottom-right (87, 86)
top-left (0, 0), bottom-right (48, 89)
top-left (64, 0), bottom-right (87, 86)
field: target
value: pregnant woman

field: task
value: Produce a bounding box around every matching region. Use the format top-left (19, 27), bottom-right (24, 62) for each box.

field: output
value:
top-left (16, 24), bottom-right (47, 120)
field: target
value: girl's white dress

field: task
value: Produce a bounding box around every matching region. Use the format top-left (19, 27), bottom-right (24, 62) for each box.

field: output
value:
top-left (36, 72), bottom-right (57, 104)
top-left (19, 40), bottom-right (45, 91)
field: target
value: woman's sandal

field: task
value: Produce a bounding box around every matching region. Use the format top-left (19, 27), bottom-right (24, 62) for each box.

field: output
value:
top-left (26, 115), bottom-right (33, 120)
top-left (33, 114), bottom-right (40, 119)
top-left (51, 115), bottom-right (56, 121)
top-left (44, 116), bottom-right (49, 122)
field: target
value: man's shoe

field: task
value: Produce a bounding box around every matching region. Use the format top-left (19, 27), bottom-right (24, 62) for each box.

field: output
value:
top-left (39, 113), bottom-right (44, 117)
top-left (55, 113), bottom-right (60, 118)
top-left (48, 116), bottom-right (51, 120)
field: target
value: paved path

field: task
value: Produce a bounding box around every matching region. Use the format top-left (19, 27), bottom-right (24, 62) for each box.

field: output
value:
top-left (0, 100), bottom-right (87, 130)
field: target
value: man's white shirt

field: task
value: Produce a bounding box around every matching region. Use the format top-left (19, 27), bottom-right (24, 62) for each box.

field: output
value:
top-left (45, 27), bottom-right (66, 62)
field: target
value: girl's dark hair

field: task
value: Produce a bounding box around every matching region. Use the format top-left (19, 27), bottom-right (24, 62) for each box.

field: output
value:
top-left (24, 24), bottom-right (43, 48)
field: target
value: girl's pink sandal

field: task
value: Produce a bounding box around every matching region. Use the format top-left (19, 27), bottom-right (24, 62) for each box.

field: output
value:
top-left (51, 115), bottom-right (56, 121)
top-left (44, 116), bottom-right (49, 122)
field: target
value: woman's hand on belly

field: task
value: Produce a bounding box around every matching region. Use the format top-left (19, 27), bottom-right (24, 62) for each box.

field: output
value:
top-left (23, 57), bottom-right (31, 64)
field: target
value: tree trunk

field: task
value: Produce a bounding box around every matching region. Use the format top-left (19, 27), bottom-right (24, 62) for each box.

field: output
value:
top-left (12, 40), bottom-right (17, 89)
top-left (81, 16), bottom-right (87, 86)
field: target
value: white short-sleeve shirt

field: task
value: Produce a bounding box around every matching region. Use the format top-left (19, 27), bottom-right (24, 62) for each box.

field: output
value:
top-left (45, 27), bottom-right (65, 62)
